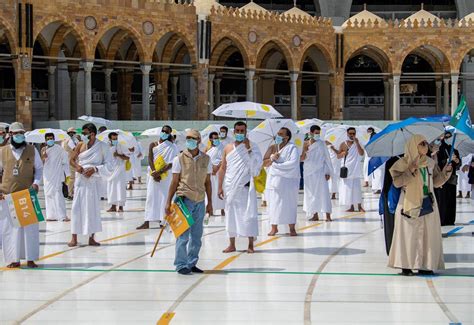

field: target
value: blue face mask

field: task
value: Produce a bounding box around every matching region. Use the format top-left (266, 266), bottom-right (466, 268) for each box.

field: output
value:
top-left (313, 134), bottom-right (321, 141)
top-left (212, 139), bottom-right (220, 146)
top-left (0, 136), bottom-right (4, 143)
top-left (160, 132), bottom-right (169, 141)
top-left (186, 139), bottom-right (198, 150)
top-left (46, 140), bottom-right (55, 147)
top-left (275, 135), bottom-right (284, 145)
top-left (111, 139), bottom-right (118, 146)
top-left (235, 133), bottom-right (245, 142)
top-left (13, 134), bottom-right (25, 144)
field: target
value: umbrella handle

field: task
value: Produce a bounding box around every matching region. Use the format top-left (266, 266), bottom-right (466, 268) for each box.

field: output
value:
top-left (448, 133), bottom-right (457, 163)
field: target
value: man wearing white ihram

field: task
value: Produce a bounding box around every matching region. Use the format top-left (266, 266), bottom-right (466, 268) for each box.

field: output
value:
top-left (338, 127), bottom-right (365, 212)
top-left (0, 122), bottom-right (42, 268)
top-left (137, 125), bottom-right (179, 230)
top-left (68, 123), bottom-right (112, 247)
top-left (206, 131), bottom-right (225, 216)
top-left (263, 127), bottom-right (300, 237)
top-left (219, 121), bottom-right (262, 253)
top-left (41, 132), bottom-right (70, 222)
top-left (301, 125), bottom-right (333, 222)
top-left (106, 132), bottom-right (129, 213)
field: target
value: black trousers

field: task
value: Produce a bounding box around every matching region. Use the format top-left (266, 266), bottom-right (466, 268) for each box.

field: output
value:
top-left (435, 184), bottom-right (457, 226)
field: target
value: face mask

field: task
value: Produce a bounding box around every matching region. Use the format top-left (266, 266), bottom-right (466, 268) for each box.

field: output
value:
top-left (13, 134), bottom-right (25, 144)
top-left (81, 134), bottom-right (90, 145)
top-left (186, 139), bottom-right (198, 150)
top-left (0, 136), bottom-right (4, 143)
top-left (111, 140), bottom-right (118, 146)
top-left (212, 139), bottom-right (220, 146)
top-left (46, 140), bottom-right (55, 147)
top-left (219, 132), bottom-right (226, 138)
top-left (313, 134), bottom-right (321, 141)
top-left (235, 134), bottom-right (245, 142)
top-left (275, 135), bottom-right (284, 145)
top-left (160, 132), bottom-right (169, 141)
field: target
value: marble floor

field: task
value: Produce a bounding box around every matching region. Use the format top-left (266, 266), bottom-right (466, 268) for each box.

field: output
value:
top-left (0, 181), bottom-right (473, 324)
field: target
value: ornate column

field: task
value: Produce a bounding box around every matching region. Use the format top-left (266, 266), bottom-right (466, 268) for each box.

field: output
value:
top-left (47, 65), bottom-right (56, 120)
top-left (141, 64), bottom-right (151, 120)
top-left (208, 73), bottom-right (215, 117)
top-left (104, 68), bottom-right (113, 119)
top-left (214, 77), bottom-right (222, 108)
top-left (383, 79), bottom-right (390, 120)
top-left (435, 80), bottom-right (442, 115)
top-left (289, 72), bottom-right (299, 120)
top-left (82, 61), bottom-right (94, 116)
top-left (443, 78), bottom-right (450, 115)
top-left (451, 73), bottom-right (459, 114)
top-left (171, 76), bottom-right (179, 120)
top-left (245, 69), bottom-right (255, 102)
top-left (69, 70), bottom-right (78, 119)
top-left (392, 74), bottom-right (400, 120)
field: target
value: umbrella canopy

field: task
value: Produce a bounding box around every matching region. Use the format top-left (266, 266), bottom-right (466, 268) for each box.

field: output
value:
top-left (97, 129), bottom-right (138, 148)
top-left (324, 125), bottom-right (349, 148)
top-left (355, 125), bottom-right (382, 146)
top-left (200, 124), bottom-right (234, 150)
top-left (368, 156), bottom-right (390, 176)
top-left (25, 128), bottom-right (69, 143)
top-left (445, 126), bottom-right (474, 157)
top-left (212, 101), bottom-right (282, 119)
top-left (295, 118), bottom-right (324, 134)
top-left (365, 115), bottom-right (451, 157)
top-left (249, 119), bottom-right (303, 155)
top-left (0, 122), bottom-right (10, 129)
top-left (78, 115), bottom-right (112, 127)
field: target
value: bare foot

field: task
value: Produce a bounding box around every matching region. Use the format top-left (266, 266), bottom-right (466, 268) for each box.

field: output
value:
top-left (221, 209), bottom-right (225, 216)
top-left (222, 246), bottom-right (236, 253)
top-left (47, 219), bottom-right (58, 222)
top-left (326, 217), bottom-right (333, 222)
top-left (6, 262), bottom-right (21, 268)
top-left (359, 207), bottom-right (366, 212)
top-left (289, 231), bottom-right (298, 236)
top-left (106, 208), bottom-right (117, 212)
top-left (27, 261), bottom-right (38, 268)
top-left (63, 218), bottom-right (71, 222)
top-left (136, 222), bottom-right (149, 230)
top-left (261, 201), bottom-right (267, 207)
top-left (267, 231), bottom-right (278, 236)
top-left (247, 247), bottom-right (255, 254)
top-left (118, 207), bottom-right (124, 213)
top-left (346, 208), bottom-right (355, 212)
top-left (308, 216), bottom-right (319, 222)
top-left (68, 240), bottom-right (78, 247)
top-left (89, 238), bottom-right (101, 246)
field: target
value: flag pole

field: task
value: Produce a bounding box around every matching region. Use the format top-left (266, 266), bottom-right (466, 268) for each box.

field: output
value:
top-left (448, 132), bottom-right (457, 164)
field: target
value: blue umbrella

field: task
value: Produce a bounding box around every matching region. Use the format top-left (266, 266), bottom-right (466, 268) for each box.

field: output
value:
top-left (368, 156), bottom-right (390, 176)
top-left (365, 115), bottom-right (451, 157)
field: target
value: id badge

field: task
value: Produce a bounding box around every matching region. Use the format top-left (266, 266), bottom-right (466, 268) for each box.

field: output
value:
top-left (12, 167), bottom-right (19, 176)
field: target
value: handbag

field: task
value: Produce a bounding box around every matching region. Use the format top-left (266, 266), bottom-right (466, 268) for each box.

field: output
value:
top-left (62, 182), bottom-right (69, 198)
top-left (339, 151), bottom-right (348, 179)
top-left (419, 193), bottom-right (434, 216)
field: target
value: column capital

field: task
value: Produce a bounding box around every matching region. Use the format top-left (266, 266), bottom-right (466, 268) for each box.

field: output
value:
top-left (214, 77), bottom-right (222, 84)
top-left (104, 68), bottom-right (113, 76)
top-left (208, 73), bottom-right (215, 82)
top-left (171, 76), bottom-right (179, 85)
top-left (435, 80), bottom-right (442, 88)
top-left (392, 74), bottom-right (401, 83)
top-left (81, 61), bottom-right (94, 72)
top-left (245, 69), bottom-right (255, 80)
top-left (451, 73), bottom-right (459, 83)
top-left (443, 78), bottom-right (450, 84)
top-left (48, 65), bottom-right (57, 74)
top-left (140, 64), bottom-right (151, 75)
top-left (289, 71), bottom-right (299, 82)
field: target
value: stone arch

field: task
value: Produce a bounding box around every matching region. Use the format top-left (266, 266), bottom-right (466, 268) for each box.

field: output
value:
top-left (0, 17), bottom-right (18, 53)
top-left (396, 42), bottom-right (452, 73)
top-left (153, 30), bottom-right (197, 66)
top-left (94, 24), bottom-right (147, 62)
top-left (256, 39), bottom-right (295, 71)
top-left (34, 34), bottom-right (50, 57)
top-left (345, 44), bottom-right (392, 73)
top-left (299, 43), bottom-right (335, 73)
top-left (33, 17), bottom-right (87, 59)
top-left (210, 35), bottom-right (250, 68)
top-left (454, 44), bottom-right (474, 72)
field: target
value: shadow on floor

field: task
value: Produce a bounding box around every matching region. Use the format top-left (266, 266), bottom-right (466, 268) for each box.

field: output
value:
top-left (439, 267), bottom-right (474, 276)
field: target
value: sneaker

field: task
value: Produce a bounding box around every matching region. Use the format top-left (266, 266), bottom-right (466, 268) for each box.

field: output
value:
top-left (177, 268), bottom-right (192, 275)
top-left (191, 266), bottom-right (204, 273)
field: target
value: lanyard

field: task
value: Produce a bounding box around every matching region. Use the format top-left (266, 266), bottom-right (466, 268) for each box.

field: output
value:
top-left (420, 167), bottom-right (429, 195)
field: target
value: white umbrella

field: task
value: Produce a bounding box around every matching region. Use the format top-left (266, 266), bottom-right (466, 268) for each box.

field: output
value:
top-left (212, 101), bottom-right (282, 119)
top-left (0, 122), bottom-right (10, 129)
top-left (295, 118), bottom-right (324, 134)
top-left (324, 125), bottom-right (349, 148)
top-left (97, 129), bottom-right (138, 148)
top-left (78, 115), bottom-right (112, 127)
top-left (445, 126), bottom-right (474, 157)
top-left (249, 119), bottom-right (304, 155)
top-left (355, 125), bottom-right (382, 146)
top-left (25, 128), bottom-right (69, 144)
top-left (200, 124), bottom-right (234, 150)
